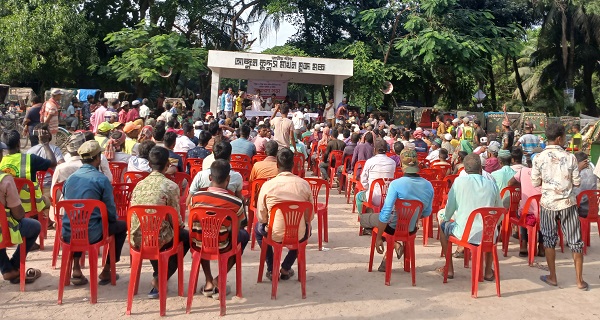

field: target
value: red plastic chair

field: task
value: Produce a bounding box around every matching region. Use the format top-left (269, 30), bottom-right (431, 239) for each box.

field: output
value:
top-left (57, 199), bottom-right (116, 304)
top-left (252, 154), bottom-right (268, 165)
top-left (126, 205), bottom-right (184, 316)
top-left (500, 186), bottom-right (521, 257)
top-left (314, 145), bottom-right (327, 177)
top-left (423, 180), bottom-right (444, 246)
top-left (123, 171), bottom-right (149, 184)
top-left (327, 150), bottom-right (343, 187)
top-left (51, 181), bottom-right (64, 269)
top-left (293, 153), bottom-right (306, 177)
top-left (113, 183), bottom-right (135, 221)
top-left (368, 200), bottom-right (424, 286)
top-left (432, 163), bottom-right (452, 177)
top-left (36, 169), bottom-right (54, 241)
top-left (359, 178), bottom-right (393, 236)
top-left (509, 194), bottom-right (540, 266)
top-left (443, 207), bottom-right (506, 298)
top-left (305, 178), bottom-right (330, 251)
top-left (577, 190), bottom-right (600, 255)
top-left (175, 152), bottom-right (188, 167)
top-left (257, 201), bottom-right (312, 299)
top-left (14, 178), bottom-right (46, 250)
top-left (231, 154), bottom-right (251, 165)
top-left (347, 160), bottom-right (366, 211)
top-left (189, 164), bottom-right (203, 179)
top-left (169, 172), bottom-right (192, 223)
top-left (185, 158), bottom-right (203, 176)
top-left (394, 167), bottom-right (404, 179)
top-left (248, 179), bottom-right (268, 250)
top-left (419, 168), bottom-right (439, 181)
top-left (339, 155), bottom-right (352, 194)
top-left (187, 206), bottom-right (243, 316)
top-left (0, 202), bottom-right (26, 291)
top-left (307, 143), bottom-right (317, 172)
top-left (108, 161), bottom-right (128, 184)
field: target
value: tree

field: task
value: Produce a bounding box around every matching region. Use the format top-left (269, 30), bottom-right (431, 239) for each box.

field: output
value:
top-left (98, 22), bottom-right (207, 96)
top-left (0, 0), bottom-right (99, 89)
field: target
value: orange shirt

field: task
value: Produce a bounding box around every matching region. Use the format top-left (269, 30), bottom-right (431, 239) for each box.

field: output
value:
top-left (249, 157), bottom-right (278, 182)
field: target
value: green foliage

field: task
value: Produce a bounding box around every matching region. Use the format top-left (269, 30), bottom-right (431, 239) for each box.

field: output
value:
top-left (0, 0), bottom-right (98, 86)
top-left (98, 23), bottom-right (207, 94)
top-left (262, 45), bottom-right (309, 57)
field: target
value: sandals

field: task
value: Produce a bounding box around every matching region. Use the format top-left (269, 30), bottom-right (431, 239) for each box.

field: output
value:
top-left (280, 268), bottom-right (295, 280)
top-left (578, 281), bottom-right (589, 291)
top-left (8, 268), bottom-right (42, 284)
top-left (71, 276), bottom-right (89, 286)
top-left (395, 243), bottom-right (404, 260)
top-left (452, 250), bottom-right (464, 259)
top-left (212, 285), bottom-right (231, 300)
top-left (436, 266), bottom-right (453, 279)
top-left (539, 275), bottom-right (557, 287)
top-left (378, 260), bottom-right (387, 272)
top-left (99, 273), bottom-right (119, 286)
top-left (201, 284), bottom-right (214, 297)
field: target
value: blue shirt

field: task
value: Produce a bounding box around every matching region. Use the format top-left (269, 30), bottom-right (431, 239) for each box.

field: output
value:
top-left (230, 137), bottom-right (257, 158)
top-left (413, 139), bottom-right (428, 153)
top-left (379, 176), bottom-right (434, 231)
top-left (62, 164), bottom-right (117, 243)
top-left (187, 146), bottom-right (210, 160)
top-left (443, 174), bottom-right (501, 244)
top-left (168, 150), bottom-right (184, 172)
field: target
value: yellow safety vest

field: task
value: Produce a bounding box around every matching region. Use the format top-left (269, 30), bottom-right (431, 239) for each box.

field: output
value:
top-left (0, 153), bottom-right (45, 213)
top-left (124, 138), bottom-right (138, 155)
top-left (0, 173), bottom-right (23, 244)
top-left (95, 135), bottom-right (110, 148)
top-left (461, 126), bottom-right (474, 143)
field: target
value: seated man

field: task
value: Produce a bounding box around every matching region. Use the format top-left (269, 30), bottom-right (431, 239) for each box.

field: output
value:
top-left (249, 140), bottom-right (279, 182)
top-left (127, 140), bottom-right (157, 173)
top-left (356, 139), bottom-right (396, 234)
top-left (190, 160), bottom-right (250, 299)
top-left (129, 146), bottom-right (190, 299)
top-left (189, 141), bottom-right (243, 200)
top-left (491, 150), bottom-right (516, 208)
top-left (319, 128), bottom-right (346, 181)
top-left (374, 149), bottom-right (434, 271)
top-left (230, 125), bottom-right (256, 158)
top-left (438, 153), bottom-right (501, 280)
top-left (0, 141), bottom-right (42, 284)
top-left (62, 141), bottom-right (127, 285)
top-left (255, 148), bottom-right (313, 280)
top-left (104, 130), bottom-right (131, 163)
top-left (163, 132), bottom-right (184, 172)
top-left (431, 148), bottom-right (451, 175)
top-left (388, 141), bottom-right (404, 167)
top-left (187, 131), bottom-right (212, 161)
top-left (426, 138), bottom-right (442, 161)
top-left (253, 124), bottom-right (270, 154)
top-left (174, 122), bottom-right (196, 153)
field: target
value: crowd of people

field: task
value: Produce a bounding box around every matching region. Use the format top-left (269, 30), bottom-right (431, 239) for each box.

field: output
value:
top-left (0, 89), bottom-right (595, 313)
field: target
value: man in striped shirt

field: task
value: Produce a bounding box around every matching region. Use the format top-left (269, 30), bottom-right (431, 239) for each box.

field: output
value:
top-left (190, 159), bottom-right (249, 299)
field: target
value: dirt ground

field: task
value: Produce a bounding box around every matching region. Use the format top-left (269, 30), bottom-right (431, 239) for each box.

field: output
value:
top-left (2, 182), bottom-right (600, 320)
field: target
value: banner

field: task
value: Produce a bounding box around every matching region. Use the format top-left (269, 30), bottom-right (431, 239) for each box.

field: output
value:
top-left (247, 80), bottom-right (287, 100)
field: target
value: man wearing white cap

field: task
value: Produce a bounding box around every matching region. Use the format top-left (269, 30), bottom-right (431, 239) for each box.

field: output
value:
top-left (43, 89), bottom-right (62, 141)
top-left (192, 94), bottom-right (205, 120)
top-left (126, 100), bottom-right (140, 122)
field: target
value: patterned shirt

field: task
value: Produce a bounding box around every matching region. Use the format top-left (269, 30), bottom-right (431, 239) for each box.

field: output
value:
top-left (129, 171), bottom-right (182, 248)
top-left (517, 134), bottom-right (540, 155)
top-left (531, 145), bottom-right (580, 211)
top-left (187, 146), bottom-right (210, 160)
top-left (44, 100), bottom-right (60, 135)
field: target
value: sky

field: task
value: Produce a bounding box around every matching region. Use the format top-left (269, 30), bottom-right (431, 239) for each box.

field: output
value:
top-left (248, 20), bottom-right (296, 52)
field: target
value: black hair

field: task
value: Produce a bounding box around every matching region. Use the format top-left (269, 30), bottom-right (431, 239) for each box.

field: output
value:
top-left (182, 121), bottom-right (193, 134)
top-left (500, 154), bottom-right (512, 166)
top-left (83, 131), bottom-right (94, 141)
top-left (32, 96), bottom-right (42, 104)
top-left (364, 132), bottom-right (374, 144)
top-left (331, 128), bottom-right (339, 138)
top-left (511, 147), bottom-right (523, 164)
top-left (280, 104), bottom-right (290, 114)
top-left (265, 140), bottom-right (279, 157)
top-left (210, 159), bottom-right (231, 185)
top-left (457, 151), bottom-right (468, 162)
top-left (573, 123), bottom-right (581, 131)
top-left (439, 148), bottom-right (448, 160)
top-left (351, 133), bottom-right (360, 144)
top-left (389, 128), bottom-right (397, 138)
top-left (163, 131), bottom-right (177, 148)
top-left (277, 148), bottom-right (294, 172)
top-left (3, 130), bottom-right (20, 149)
top-left (402, 131), bottom-right (410, 141)
top-left (208, 121), bottom-right (220, 136)
top-left (545, 123), bottom-right (565, 141)
top-left (240, 125), bottom-right (251, 138)
top-left (198, 131), bottom-right (211, 147)
top-left (575, 151), bottom-right (588, 163)
top-left (148, 146), bottom-right (170, 171)
top-left (153, 124), bottom-right (166, 142)
top-left (100, 98), bottom-right (108, 104)
top-left (167, 119), bottom-right (175, 128)
top-left (343, 129), bottom-right (351, 139)
top-left (138, 140), bottom-right (156, 160)
top-left (213, 141), bottom-right (232, 160)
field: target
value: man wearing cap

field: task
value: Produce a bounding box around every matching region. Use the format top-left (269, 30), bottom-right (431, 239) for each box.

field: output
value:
top-left (514, 121), bottom-right (540, 165)
top-left (52, 132), bottom-right (110, 189)
top-left (118, 101), bottom-right (129, 124)
top-left (94, 122), bottom-right (114, 148)
top-left (43, 89), bottom-right (62, 141)
top-left (484, 141), bottom-right (501, 173)
top-left (458, 117), bottom-right (474, 144)
top-left (127, 100), bottom-right (141, 122)
top-left (62, 140), bottom-right (127, 286)
top-left (91, 98), bottom-right (108, 134)
top-left (447, 118), bottom-right (458, 134)
top-left (192, 94), bottom-right (205, 120)
top-left (356, 139), bottom-right (396, 235)
top-left (441, 133), bottom-right (455, 155)
top-left (139, 98), bottom-right (150, 120)
top-left (412, 128), bottom-right (428, 153)
top-left (123, 121), bottom-right (142, 155)
top-left (374, 149), bottom-right (434, 271)
top-left (0, 139), bottom-right (43, 284)
top-left (438, 153), bottom-right (501, 280)
top-left (426, 138), bottom-right (443, 161)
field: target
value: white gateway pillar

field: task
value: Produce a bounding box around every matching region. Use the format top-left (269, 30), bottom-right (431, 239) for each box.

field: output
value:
top-left (333, 75), bottom-right (345, 106)
top-left (210, 69), bottom-right (220, 114)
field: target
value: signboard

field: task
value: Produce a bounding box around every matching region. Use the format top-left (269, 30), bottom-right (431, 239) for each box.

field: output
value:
top-left (247, 80), bottom-right (288, 100)
top-left (235, 56), bottom-right (326, 73)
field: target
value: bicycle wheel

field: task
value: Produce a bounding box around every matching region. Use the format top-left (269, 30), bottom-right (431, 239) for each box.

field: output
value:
top-left (56, 127), bottom-right (71, 154)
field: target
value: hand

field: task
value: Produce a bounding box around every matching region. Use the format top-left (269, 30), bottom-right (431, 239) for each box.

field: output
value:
top-left (375, 236), bottom-right (385, 254)
top-left (39, 129), bottom-right (51, 144)
top-left (502, 104), bottom-right (507, 113)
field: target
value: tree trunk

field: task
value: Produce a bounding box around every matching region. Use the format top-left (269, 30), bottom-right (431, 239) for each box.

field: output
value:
top-left (512, 56), bottom-right (527, 105)
top-left (560, 1), bottom-right (569, 84)
top-left (567, 8), bottom-right (575, 88)
top-left (488, 55), bottom-right (497, 109)
top-left (582, 61), bottom-right (598, 116)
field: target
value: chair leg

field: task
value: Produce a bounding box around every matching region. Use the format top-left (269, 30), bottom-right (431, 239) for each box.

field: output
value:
top-left (323, 210), bottom-right (329, 243)
top-left (52, 229), bottom-right (61, 269)
top-left (177, 246), bottom-right (184, 296)
top-left (57, 247), bottom-right (71, 305)
top-left (422, 217), bottom-right (429, 246)
top-left (464, 248), bottom-right (470, 268)
top-left (218, 257), bottom-right (228, 316)
top-left (410, 241), bottom-right (416, 287)
top-left (186, 254), bottom-right (201, 313)
top-left (368, 232), bottom-right (376, 272)
top-left (19, 241), bottom-right (26, 292)
top-left (502, 220), bottom-right (510, 257)
top-left (109, 239), bottom-right (116, 286)
top-left (236, 252), bottom-right (243, 298)
top-left (492, 248), bottom-right (501, 297)
top-left (317, 212), bottom-right (323, 251)
top-left (127, 255), bottom-right (141, 315)
top-left (158, 256), bottom-right (169, 316)
top-left (271, 247), bottom-right (282, 299)
top-left (257, 243), bottom-right (267, 283)
top-left (472, 249), bottom-right (482, 298)
top-left (298, 247), bottom-right (307, 299)
top-left (88, 248), bottom-right (98, 304)
top-left (528, 227), bottom-right (536, 267)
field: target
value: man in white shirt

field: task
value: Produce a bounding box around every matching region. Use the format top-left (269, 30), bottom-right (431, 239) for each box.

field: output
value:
top-left (192, 94), bottom-right (205, 120)
top-left (224, 88), bottom-right (234, 118)
top-left (265, 93), bottom-right (275, 111)
top-left (193, 120), bottom-right (203, 139)
top-left (139, 98), bottom-right (150, 120)
top-left (426, 138), bottom-right (442, 161)
top-left (292, 108), bottom-right (305, 130)
top-left (325, 98), bottom-right (335, 128)
top-left (174, 122), bottom-right (196, 153)
top-left (251, 89), bottom-right (264, 112)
